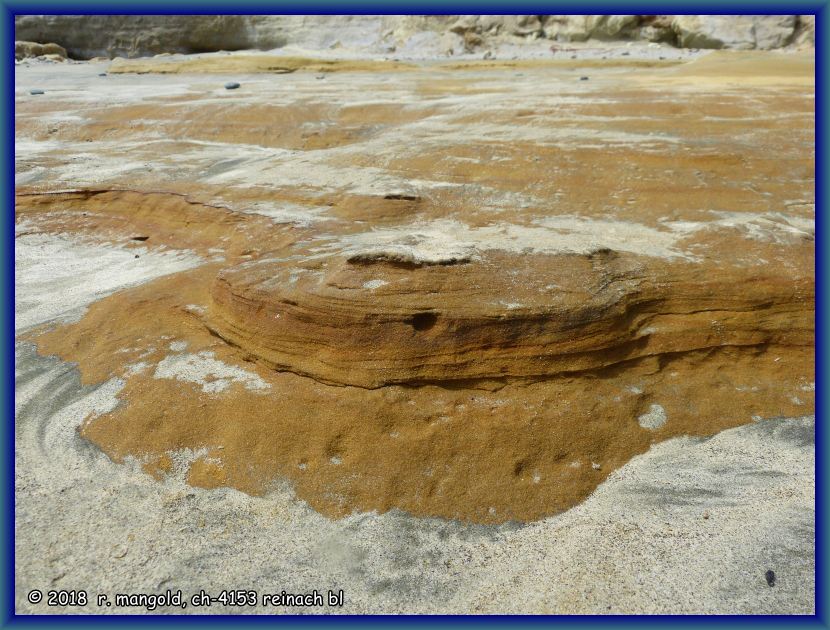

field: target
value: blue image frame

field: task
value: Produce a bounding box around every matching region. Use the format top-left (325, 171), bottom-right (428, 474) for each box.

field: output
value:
top-left (2, 2), bottom-right (826, 626)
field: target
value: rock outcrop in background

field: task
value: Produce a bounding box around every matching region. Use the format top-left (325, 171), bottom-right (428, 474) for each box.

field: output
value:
top-left (14, 40), bottom-right (67, 61)
top-left (14, 14), bottom-right (816, 59)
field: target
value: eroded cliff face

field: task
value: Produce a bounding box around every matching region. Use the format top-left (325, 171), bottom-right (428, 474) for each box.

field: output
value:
top-left (15, 51), bottom-right (814, 523)
top-left (14, 14), bottom-right (816, 59)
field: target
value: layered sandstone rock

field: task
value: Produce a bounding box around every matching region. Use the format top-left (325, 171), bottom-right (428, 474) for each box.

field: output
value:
top-left (14, 51), bottom-right (815, 524)
top-left (208, 245), bottom-right (812, 388)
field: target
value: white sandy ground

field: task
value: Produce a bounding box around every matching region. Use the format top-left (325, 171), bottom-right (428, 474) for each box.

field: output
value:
top-left (14, 231), bottom-right (814, 614)
top-left (314, 212), bottom-right (815, 264)
top-left (154, 350), bottom-right (270, 394)
top-left (14, 224), bottom-right (201, 333)
top-left (638, 404), bottom-right (668, 430)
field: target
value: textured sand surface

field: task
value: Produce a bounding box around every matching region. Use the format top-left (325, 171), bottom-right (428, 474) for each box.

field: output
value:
top-left (15, 329), bottom-right (815, 613)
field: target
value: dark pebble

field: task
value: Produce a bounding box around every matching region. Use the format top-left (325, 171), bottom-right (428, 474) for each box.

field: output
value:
top-left (224, 82), bottom-right (240, 90)
top-left (29, 89), bottom-right (44, 95)
top-left (765, 570), bottom-right (776, 587)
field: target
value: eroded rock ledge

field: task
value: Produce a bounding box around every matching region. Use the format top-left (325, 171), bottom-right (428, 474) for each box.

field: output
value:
top-left (208, 248), bottom-right (813, 388)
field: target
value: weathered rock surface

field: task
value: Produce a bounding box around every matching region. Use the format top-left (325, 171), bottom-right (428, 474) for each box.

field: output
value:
top-left (209, 246), bottom-right (812, 388)
top-left (15, 15), bottom-right (256, 59)
top-left (795, 14), bottom-right (816, 47)
top-left (15, 40), bottom-right (66, 60)
top-left (12, 37), bottom-right (817, 615)
top-left (14, 52), bottom-right (814, 525)
top-left (14, 14), bottom-right (811, 59)
top-left (672, 15), bottom-right (798, 50)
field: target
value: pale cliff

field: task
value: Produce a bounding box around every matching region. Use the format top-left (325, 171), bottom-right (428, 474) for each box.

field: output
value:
top-left (14, 14), bottom-right (816, 60)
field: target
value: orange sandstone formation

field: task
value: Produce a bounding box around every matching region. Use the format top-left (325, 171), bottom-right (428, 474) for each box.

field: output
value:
top-left (15, 51), bottom-right (815, 524)
top-left (208, 247), bottom-right (812, 388)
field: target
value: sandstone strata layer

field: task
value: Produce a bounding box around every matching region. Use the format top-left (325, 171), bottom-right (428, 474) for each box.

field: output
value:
top-left (209, 247), bottom-right (812, 388)
top-left (15, 51), bottom-right (815, 524)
